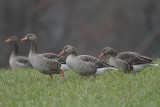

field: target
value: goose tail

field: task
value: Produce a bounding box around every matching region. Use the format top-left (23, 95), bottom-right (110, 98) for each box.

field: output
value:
top-left (95, 67), bottom-right (118, 75)
top-left (149, 63), bottom-right (158, 66)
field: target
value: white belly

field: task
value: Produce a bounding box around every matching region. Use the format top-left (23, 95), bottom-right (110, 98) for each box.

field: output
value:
top-left (132, 64), bottom-right (149, 72)
top-left (61, 64), bottom-right (69, 71)
top-left (95, 67), bottom-right (118, 75)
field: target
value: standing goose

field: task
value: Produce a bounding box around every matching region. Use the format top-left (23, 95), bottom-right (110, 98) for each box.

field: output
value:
top-left (5, 36), bottom-right (32, 69)
top-left (60, 45), bottom-right (117, 77)
top-left (99, 47), bottom-right (158, 73)
top-left (21, 34), bottom-right (66, 79)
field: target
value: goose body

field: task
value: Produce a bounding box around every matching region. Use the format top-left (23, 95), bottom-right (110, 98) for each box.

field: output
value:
top-left (28, 52), bottom-right (62, 75)
top-left (9, 53), bottom-right (32, 69)
top-left (66, 55), bottom-right (97, 76)
top-left (40, 53), bottom-right (68, 70)
top-left (60, 45), bottom-right (117, 76)
top-left (5, 36), bottom-right (32, 69)
top-left (100, 47), bottom-right (158, 73)
top-left (21, 34), bottom-right (65, 79)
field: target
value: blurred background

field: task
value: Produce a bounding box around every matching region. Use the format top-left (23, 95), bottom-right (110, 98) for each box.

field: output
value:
top-left (0, 0), bottom-right (160, 68)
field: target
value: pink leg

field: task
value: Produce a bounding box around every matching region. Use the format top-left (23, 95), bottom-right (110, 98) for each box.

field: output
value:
top-left (61, 69), bottom-right (64, 79)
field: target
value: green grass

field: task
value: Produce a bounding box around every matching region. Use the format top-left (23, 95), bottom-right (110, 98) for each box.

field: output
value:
top-left (0, 60), bottom-right (160, 107)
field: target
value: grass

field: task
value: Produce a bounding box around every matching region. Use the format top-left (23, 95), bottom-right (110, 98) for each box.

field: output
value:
top-left (0, 60), bottom-right (160, 107)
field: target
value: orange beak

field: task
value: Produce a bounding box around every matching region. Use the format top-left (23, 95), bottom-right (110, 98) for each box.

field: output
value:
top-left (21, 36), bottom-right (28, 41)
top-left (4, 38), bottom-right (11, 43)
top-left (99, 52), bottom-right (104, 58)
top-left (60, 50), bottom-right (65, 55)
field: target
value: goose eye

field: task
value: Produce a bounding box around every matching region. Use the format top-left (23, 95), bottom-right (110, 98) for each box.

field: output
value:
top-left (64, 47), bottom-right (67, 50)
top-left (27, 34), bottom-right (32, 37)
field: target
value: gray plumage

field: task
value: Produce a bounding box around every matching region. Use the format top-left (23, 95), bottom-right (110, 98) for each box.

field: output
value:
top-left (28, 53), bottom-right (61, 75)
top-left (5, 36), bottom-right (32, 69)
top-left (117, 52), bottom-right (153, 65)
top-left (41, 53), bottom-right (66, 64)
top-left (100, 47), bottom-right (158, 73)
top-left (60, 45), bottom-right (117, 76)
top-left (21, 34), bottom-right (65, 79)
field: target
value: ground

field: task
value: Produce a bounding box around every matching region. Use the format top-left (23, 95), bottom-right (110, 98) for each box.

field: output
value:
top-left (0, 60), bottom-right (160, 107)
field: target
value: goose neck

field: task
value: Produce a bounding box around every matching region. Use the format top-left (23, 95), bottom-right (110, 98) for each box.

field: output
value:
top-left (109, 56), bottom-right (118, 65)
top-left (110, 56), bottom-right (117, 61)
top-left (71, 48), bottom-right (77, 56)
top-left (13, 41), bottom-right (18, 55)
top-left (30, 40), bottom-right (37, 53)
top-left (71, 53), bottom-right (77, 56)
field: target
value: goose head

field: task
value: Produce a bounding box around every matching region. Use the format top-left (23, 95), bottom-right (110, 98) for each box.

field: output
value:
top-left (5, 36), bottom-right (18, 43)
top-left (99, 47), bottom-right (117, 58)
top-left (60, 45), bottom-right (77, 56)
top-left (21, 34), bottom-right (37, 42)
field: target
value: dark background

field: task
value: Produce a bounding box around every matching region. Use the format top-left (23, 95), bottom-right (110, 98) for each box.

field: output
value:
top-left (0, 0), bottom-right (160, 68)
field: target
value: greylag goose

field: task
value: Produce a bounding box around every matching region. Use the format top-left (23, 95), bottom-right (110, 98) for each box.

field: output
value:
top-left (99, 47), bottom-right (158, 73)
top-left (60, 45), bottom-right (117, 77)
top-left (5, 36), bottom-right (32, 69)
top-left (21, 34), bottom-right (67, 79)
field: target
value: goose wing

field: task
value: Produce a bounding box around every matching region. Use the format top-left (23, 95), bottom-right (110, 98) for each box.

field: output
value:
top-left (40, 53), bottom-right (66, 64)
top-left (117, 52), bottom-right (153, 65)
top-left (16, 56), bottom-right (32, 68)
top-left (79, 55), bottom-right (99, 63)
top-left (41, 57), bottom-right (61, 71)
top-left (79, 55), bottom-right (112, 68)
top-left (128, 56), bottom-right (153, 65)
top-left (95, 61), bottom-right (114, 68)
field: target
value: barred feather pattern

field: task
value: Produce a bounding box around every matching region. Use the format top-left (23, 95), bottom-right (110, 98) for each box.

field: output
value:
top-left (29, 53), bottom-right (62, 75)
top-left (28, 38), bottom-right (63, 76)
top-left (80, 55), bottom-right (99, 63)
top-left (95, 61), bottom-right (113, 68)
top-left (116, 52), bottom-right (154, 73)
top-left (65, 45), bottom-right (116, 76)
top-left (117, 52), bottom-right (153, 65)
top-left (79, 55), bottom-right (112, 68)
top-left (40, 53), bottom-right (66, 64)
